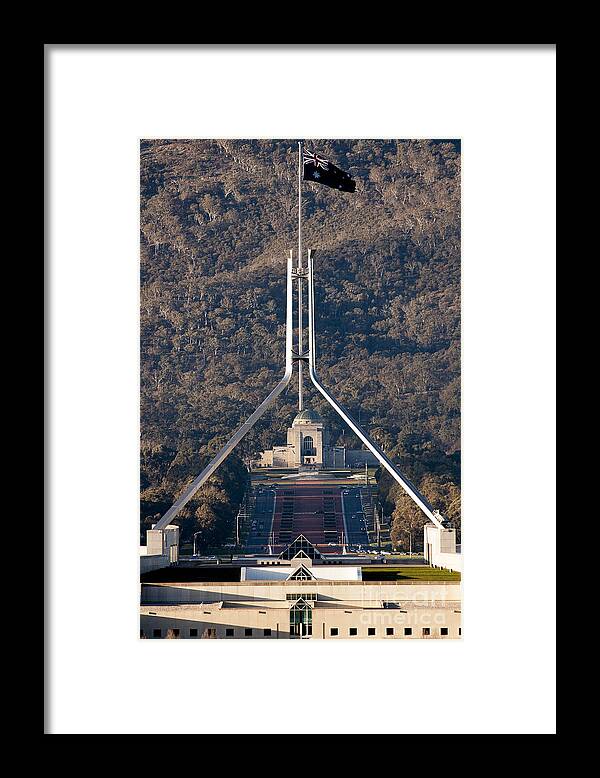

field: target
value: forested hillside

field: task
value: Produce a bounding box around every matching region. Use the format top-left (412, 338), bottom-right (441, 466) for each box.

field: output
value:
top-left (140, 139), bottom-right (461, 548)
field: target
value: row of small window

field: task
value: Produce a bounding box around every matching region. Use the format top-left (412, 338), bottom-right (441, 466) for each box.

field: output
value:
top-left (142, 626), bottom-right (461, 638)
top-left (142, 628), bottom-right (272, 638)
top-left (329, 626), bottom-right (460, 637)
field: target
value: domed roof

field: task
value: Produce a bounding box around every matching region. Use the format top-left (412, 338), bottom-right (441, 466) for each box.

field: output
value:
top-left (292, 408), bottom-right (323, 425)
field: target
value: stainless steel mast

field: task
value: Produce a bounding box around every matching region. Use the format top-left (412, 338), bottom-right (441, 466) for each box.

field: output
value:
top-left (152, 251), bottom-right (295, 532)
top-left (151, 142), bottom-right (446, 535)
top-left (297, 140), bottom-right (304, 412)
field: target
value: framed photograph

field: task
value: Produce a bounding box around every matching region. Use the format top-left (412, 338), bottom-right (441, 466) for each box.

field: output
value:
top-left (46, 44), bottom-right (556, 735)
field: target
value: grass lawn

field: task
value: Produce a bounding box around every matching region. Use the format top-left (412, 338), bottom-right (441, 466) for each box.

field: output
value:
top-left (361, 565), bottom-right (461, 582)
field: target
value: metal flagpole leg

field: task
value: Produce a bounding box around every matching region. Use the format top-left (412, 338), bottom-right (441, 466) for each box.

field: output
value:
top-left (306, 249), bottom-right (446, 530)
top-left (298, 140), bottom-right (304, 411)
top-left (152, 251), bottom-right (295, 532)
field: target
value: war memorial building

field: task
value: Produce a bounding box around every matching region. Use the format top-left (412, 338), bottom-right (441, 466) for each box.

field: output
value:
top-left (253, 408), bottom-right (379, 470)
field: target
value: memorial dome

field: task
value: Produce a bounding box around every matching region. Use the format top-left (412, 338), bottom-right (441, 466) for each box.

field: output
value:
top-left (292, 408), bottom-right (323, 425)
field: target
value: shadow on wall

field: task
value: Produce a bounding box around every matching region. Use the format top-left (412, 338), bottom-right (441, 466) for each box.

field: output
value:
top-left (140, 565), bottom-right (241, 584)
top-left (140, 614), bottom-right (287, 639)
top-left (142, 584), bottom-right (280, 604)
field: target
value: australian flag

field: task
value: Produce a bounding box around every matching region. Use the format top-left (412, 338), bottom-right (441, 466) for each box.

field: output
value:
top-left (303, 149), bottom-right (356, 193)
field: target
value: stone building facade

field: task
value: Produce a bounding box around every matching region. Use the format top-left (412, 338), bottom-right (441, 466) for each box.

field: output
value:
top-left (141, 546), bottom-right (461, 640)
top-left (254, 408), bottom-right (376, 470)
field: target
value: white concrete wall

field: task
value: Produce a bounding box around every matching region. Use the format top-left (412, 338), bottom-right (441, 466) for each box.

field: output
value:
top-left (141, 580), bottom-right (461, 606)
top-left (256, 450), bottom-right (274, 467)
top-left (140, 601), bottom-right (461, 640)
top-left (141, 524), bottom-right (180, 574)
top-left (242, 565), bottom-right (362, 581)
top-left (423, 524), bottom-right (462, 572)
top-left (432, 551), bottom-right (463, 573)
top-left (272, 446), bottom-right (290, 467)
top-left (140, 553), bottom-right (171, 575)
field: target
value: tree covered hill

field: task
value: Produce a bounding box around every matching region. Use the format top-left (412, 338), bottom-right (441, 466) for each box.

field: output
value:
top-left (140, 139), bottom-right (461, 546)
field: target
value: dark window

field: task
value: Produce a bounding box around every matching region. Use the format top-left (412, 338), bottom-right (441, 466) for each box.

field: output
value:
top-left (290, 598), bottom-right (313, 637)
top-left (404, 627), bottom-right (412, 636)
top-left (289, 565), bottom-right (314, 581)
top-left (386, 627), bottom-right (394, 636)
top-left (153, 629), bottom-right (161, 638)
top-left (422, 627), bottom-right (431, 636)
top-left (172, 629), bottom-right (180, 637)
top-left (368, 627), bottom-right (376, 636)
top-left (441, 627), bottom-right (448, 636)
top-left (264, 629), bottom-right (272, 637)
top-left (330, 627), bottom-right (338, 636)
top-left (459, 628), bottom-right (462, 636)
top-left (279, 535), bottom-right (322, 560)
top-left (349, 627), bottom-right (357, 636)
top-left (189, 628), bottom-right (198, 637)
top-left (225, 628), bottom-right (234, 637)
top-left (245, 628), bottom-right (252, 637)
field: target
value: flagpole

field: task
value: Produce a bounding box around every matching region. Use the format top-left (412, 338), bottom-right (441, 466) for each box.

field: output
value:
top-left (297, 140), bottom-right (304, 412)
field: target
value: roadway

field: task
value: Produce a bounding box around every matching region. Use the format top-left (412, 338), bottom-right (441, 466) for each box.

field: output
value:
top-left (243, 481), bottom-right (371, 555)
top-left (244, 486), bottom-right (275, 553)
top-left (269, 484), bottom-right (345, 552)
top-left (341, 486), bottom-right (371, 548)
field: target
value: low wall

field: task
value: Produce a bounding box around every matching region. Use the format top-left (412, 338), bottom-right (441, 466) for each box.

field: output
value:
top-left (140, 553), bottom-right (172, 575)
top-left (423, 525), bottom-right (462, 573)
top-left (430, 551), bottom-right (463, 573)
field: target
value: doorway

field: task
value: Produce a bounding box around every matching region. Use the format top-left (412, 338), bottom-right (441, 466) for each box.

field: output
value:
top-left (289, 599), bottom-right (313, 638)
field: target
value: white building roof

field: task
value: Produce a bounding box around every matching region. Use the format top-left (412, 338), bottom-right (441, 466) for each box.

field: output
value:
top-left (241, 565), bottom-right (362, 582)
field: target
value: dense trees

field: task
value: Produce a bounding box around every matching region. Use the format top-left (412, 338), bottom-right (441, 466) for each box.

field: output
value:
top-left (383, 472), bottom-right (462, 552)
top-left (140, 442), bottom-right (247, 551)
top-left (140, 139), bottom-right (461, 543)
top-left (377, 435), bottom-right (461, 552)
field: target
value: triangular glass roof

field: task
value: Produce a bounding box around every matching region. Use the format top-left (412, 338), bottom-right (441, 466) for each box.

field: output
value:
top-left (289, 597), bottom-right (312, 610)
top-left (279, 534), bottom-right (323, 560)
top-left (287, 564), bottom-right (315, 581)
